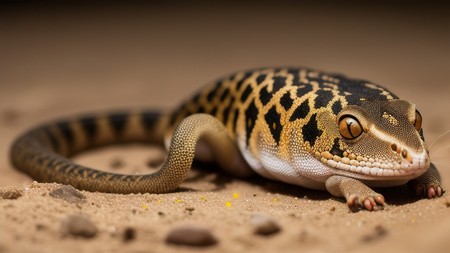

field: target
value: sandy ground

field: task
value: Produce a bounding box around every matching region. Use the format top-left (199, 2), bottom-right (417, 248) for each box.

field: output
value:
top-left (1, 1), bottom-right (449, 253)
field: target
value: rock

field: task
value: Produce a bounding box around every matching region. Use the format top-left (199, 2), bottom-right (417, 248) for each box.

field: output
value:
top-left (61, 215), bottom-right (98, 238)
top-left (123, 227), bottom-right (136, 242)
top-left (251, 214), bottom-right (281, 236)
top-left (166, 225), bottom-right (218, 247)
top-left (36, 223), bottom-right (47, 231)
top-left (49, 185), bottom-right (86, 204)
top-left (1, 189), bottom-right (23, 199)
top-left (362, 225), bottom-right (388, 242)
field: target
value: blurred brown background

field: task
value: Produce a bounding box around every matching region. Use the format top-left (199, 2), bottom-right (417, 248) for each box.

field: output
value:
top-left (0, 0), bottom-right (449, 186)
top-left (1, 2), bottom-right (450, 253)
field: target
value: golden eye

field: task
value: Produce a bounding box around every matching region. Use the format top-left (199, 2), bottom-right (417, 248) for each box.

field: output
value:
top-left (414, 110), bottom-right (422, 131)
top-left (339, 115), bottom-right (363, 140)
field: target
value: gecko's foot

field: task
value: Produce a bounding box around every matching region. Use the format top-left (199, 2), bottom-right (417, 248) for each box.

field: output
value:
top-left (412, 182), bottom-right (445, 199)
top-left (408, 163), bottom-right (444, 199)
top-left (347, 193), bottom-right (385, 211)
top-left (325, 175), bottom-right (386, 211)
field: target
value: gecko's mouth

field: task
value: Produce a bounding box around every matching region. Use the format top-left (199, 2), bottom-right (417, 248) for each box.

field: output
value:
top-left (323, 150), bottom-right (430, 179)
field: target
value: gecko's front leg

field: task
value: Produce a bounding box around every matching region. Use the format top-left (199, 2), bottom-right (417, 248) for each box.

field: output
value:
top-left (325, 175), bottom-right (385, 211)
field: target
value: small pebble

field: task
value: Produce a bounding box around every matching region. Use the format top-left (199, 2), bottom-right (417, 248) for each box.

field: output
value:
top-left (445, 201), bottom-right (450, 208)
top-left (166, 225), bottom-right (218, 247)
top-left (49, 185), bottom-right (86, 204)
top-left (61, 215), bottom-right (97, 238)
top-left (251, 214), bottom-right (281, 236)
top-left (123, 227), bottom-right (136, 242)
top-left (362, 225), bottom-right (388, 242)
top-left (36, 224), bottom-right (46, 231)
top-left (185, 207), bottom-right (195, 212)
top-left (1, 189), bottom-right (23, 200)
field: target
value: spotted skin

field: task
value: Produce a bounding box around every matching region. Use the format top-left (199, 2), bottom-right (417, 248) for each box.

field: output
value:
top-left (10, 68), bottom-right (444, 211)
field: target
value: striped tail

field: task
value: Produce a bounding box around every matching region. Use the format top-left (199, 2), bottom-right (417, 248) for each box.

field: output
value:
top-left (9, 111), bottom-right (177, 193)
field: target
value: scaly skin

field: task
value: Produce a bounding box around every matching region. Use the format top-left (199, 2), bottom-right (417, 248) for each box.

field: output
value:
top-left (10, 68), bottom-right (445, 211)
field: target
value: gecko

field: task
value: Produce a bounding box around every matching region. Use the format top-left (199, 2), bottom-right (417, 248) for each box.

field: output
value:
top-left (10, 67), bottom-right (444, 210)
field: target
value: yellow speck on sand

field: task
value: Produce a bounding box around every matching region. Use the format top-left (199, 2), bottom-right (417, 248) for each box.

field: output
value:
top-left (176, 198), bottom-right (182, 203)
top-left (225, 201), bottom-right (232, 208)
top-left (156, 200), bottom-right (163, 204)
top-left (273, 198), bottom-right (278, 202)
top-left (233, 193), bottom-right (239, 199)
top-left (141, 204), bottom-right (149, 210)
top-left (200, 195), bottom-right (207, 202)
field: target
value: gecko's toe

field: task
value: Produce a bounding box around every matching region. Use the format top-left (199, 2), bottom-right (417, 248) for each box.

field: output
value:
top-left (427, 187), bottom-right (435, 199)
top-left (437, 186), bottom-right (445, 197)
top-left (363, 198), bottom-right (375, 211)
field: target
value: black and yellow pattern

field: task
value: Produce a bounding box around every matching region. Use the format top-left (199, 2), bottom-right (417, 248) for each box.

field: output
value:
top-left (167, 68), bottom-right (398, 165)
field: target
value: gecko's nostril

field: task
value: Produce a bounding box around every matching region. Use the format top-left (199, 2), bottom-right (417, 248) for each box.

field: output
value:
top-left (401, 149), bottom-right (414, 164)
top-left (401, 149), bottom-right (408, 159)
top-left (391, 143), bottom-right (397, 152)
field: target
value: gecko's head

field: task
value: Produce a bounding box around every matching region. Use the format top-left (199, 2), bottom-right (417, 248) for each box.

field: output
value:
top-left (318, 99), bottom-right (430, 182)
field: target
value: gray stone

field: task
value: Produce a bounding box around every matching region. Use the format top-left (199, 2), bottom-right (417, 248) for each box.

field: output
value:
top-left (49, 185), bottom-right (86, 204)
top-left (166, 225), bottom-right (218, 247)
top-left (61, 215), bottom-right (97, 238)
top-left (1, 189), bottom-right (22, 199)
top-left (251, 214), bottom-right (281, 236)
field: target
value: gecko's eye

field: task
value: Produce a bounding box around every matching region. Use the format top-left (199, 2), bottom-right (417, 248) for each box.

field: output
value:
top-left (339, 115), bottom-right (363, 140)
top-left (414, 110), bottom-right (422, 131)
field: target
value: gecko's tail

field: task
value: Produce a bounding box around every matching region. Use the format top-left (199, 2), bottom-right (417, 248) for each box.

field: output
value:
top-left (10, 110), bottom-right (169, 191)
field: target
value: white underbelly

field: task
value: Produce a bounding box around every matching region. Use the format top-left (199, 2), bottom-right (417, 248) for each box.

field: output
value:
top-left (239, 143), bottom-right (333, 190)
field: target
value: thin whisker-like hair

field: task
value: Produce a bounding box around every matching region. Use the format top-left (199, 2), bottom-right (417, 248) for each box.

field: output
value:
top-left (430, 146), bottom-right (450, 156)
top-left (429, 129), bottom-right (450, 150)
